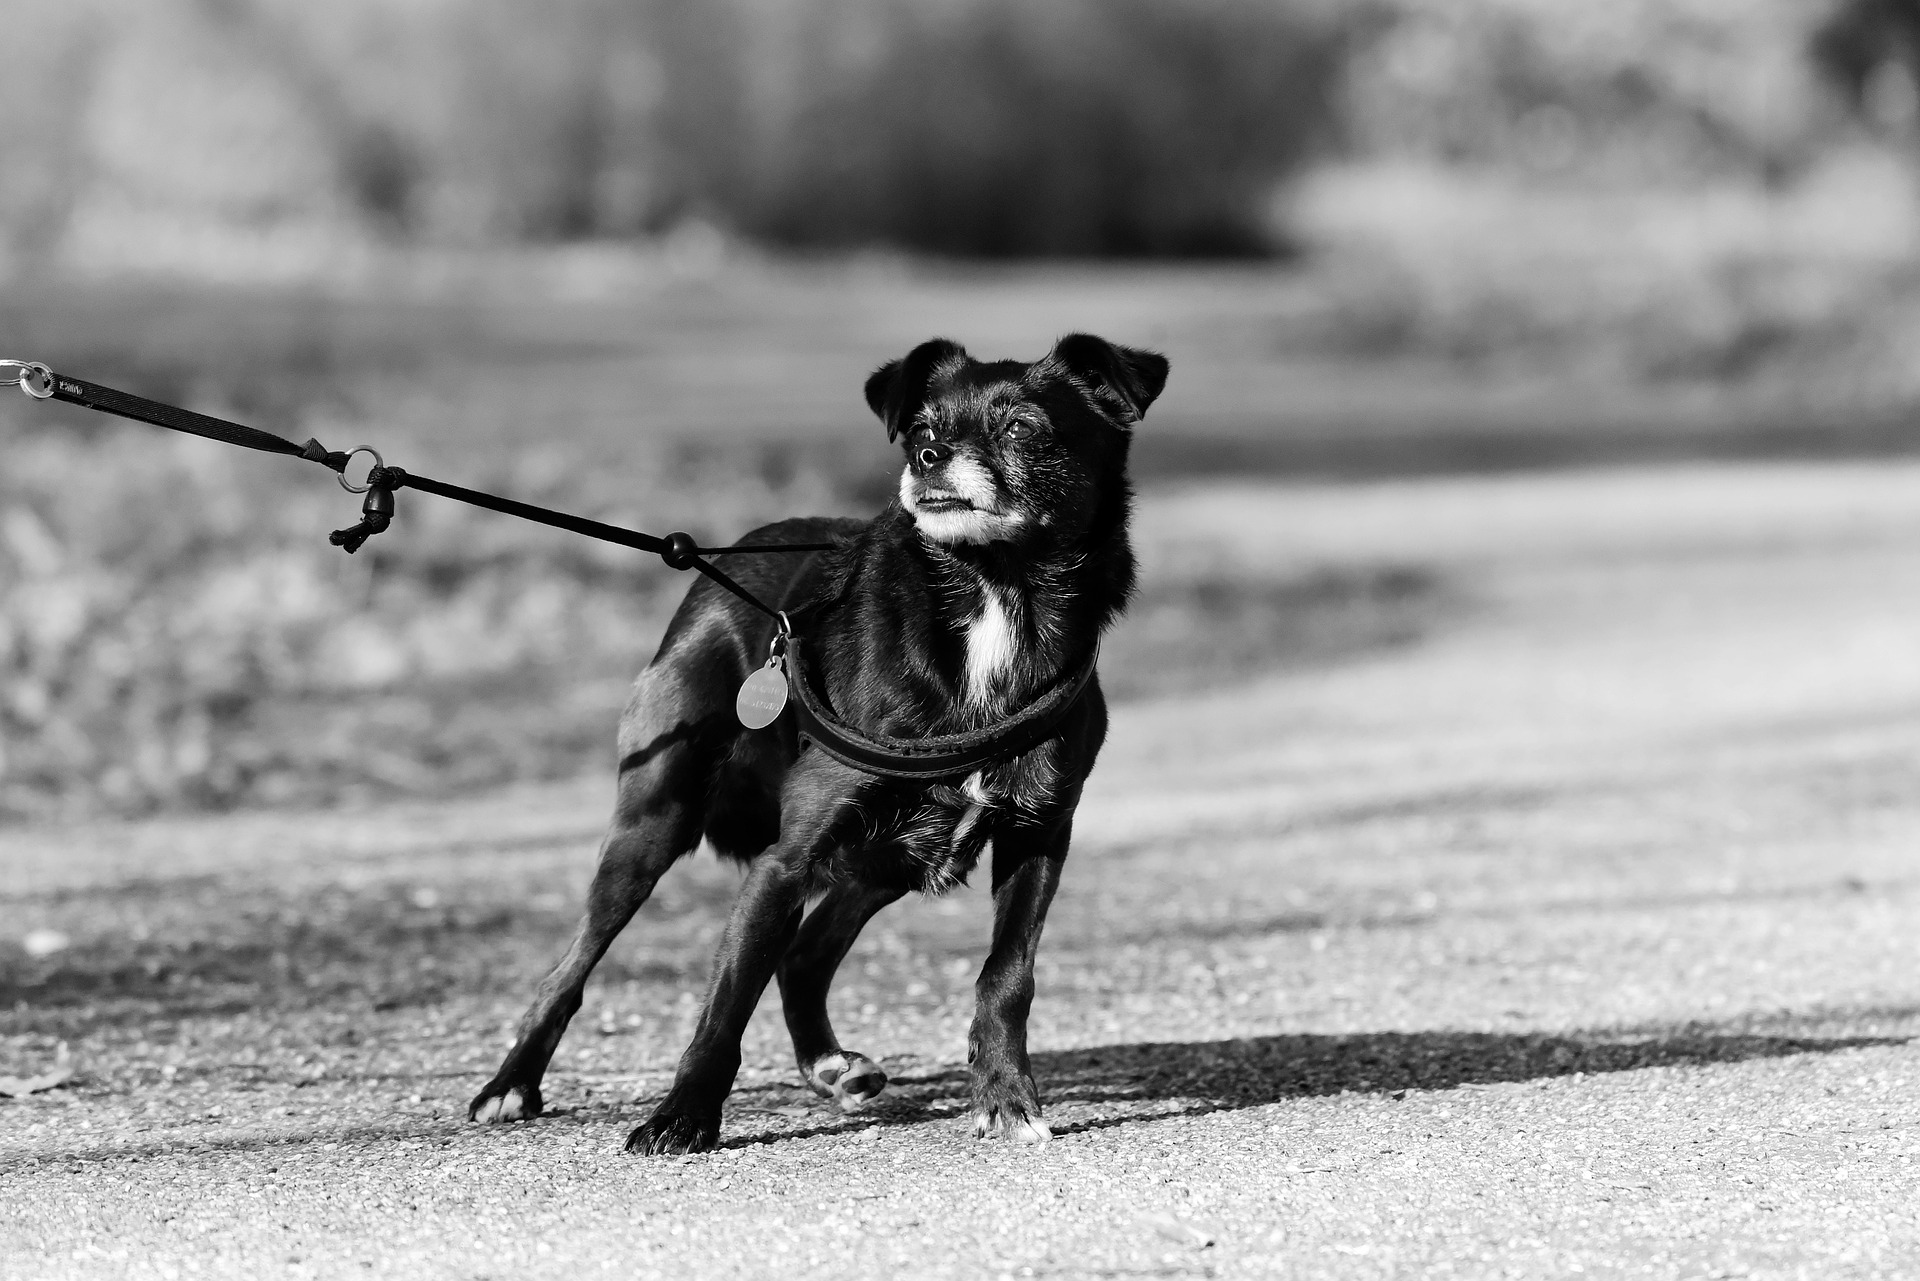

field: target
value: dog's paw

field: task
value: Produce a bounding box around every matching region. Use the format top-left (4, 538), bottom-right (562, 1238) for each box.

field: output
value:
top-left (805, 1051), bottom-right (889, 1113)
top-left (971, 1073), bottom-right (1051, 1144)
top-left (469, 1082), bottom-right (542, 1124)
top-left (625, 1109), bottom-right (721, 1156)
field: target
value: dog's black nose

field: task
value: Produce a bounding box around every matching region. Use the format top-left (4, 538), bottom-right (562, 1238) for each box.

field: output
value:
top-left (917, 442), bottom-right (951, 470)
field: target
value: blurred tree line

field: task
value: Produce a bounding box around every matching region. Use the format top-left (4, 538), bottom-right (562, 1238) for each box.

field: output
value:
top-left (0, 0), bottom-right (1914, 265)
top-left (0, 0), bottom-right (1361, 263)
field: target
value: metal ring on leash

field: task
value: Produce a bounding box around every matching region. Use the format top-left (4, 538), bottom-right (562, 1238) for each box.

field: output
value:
top-left (2, 360), bottom-right (54, 398)
top-left (767, 610), bottom-right (793, 663)
top-left (336, 446), bottom-right (384, 494)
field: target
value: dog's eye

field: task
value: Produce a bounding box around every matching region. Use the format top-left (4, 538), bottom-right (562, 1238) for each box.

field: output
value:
top-left (1003, 417), bottom-right (1039, 442)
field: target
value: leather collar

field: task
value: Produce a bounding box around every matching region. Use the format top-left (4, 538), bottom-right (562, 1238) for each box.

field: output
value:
top-left (784, 635), bottom-right (1097, 781)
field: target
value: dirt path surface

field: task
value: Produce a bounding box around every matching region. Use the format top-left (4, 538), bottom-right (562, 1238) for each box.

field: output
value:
top-left (6, 462), bottom-right (1920, 1279)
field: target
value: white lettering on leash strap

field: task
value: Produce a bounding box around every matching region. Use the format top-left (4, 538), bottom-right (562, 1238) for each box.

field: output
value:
top-left (964, 589), bottom-right (1017, 706)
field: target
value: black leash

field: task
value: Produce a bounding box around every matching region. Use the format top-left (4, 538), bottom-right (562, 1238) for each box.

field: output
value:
top-left (2, 359), bottom-right (830, 620)
top-left (6, 358), bottom-right (1099, 778)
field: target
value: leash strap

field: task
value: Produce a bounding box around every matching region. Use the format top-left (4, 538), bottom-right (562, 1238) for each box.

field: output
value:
top-left (785, 636), bottom-right (1098, 779)
top-left (5, 360), bottom-right (834, 618)
top-left (7, 359), bottom-right (1098, 781)
top-left (19, 364), bottom-right (350, 467)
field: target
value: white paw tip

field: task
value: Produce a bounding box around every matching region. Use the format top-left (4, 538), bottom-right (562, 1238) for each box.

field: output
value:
top-left (810, 1053), bottom-right (888, 1112)
top-left (473, 1088), bottom-right (527, 1124)
top-left (972, 1111), bottom-right (1051, 1143)
top-left (1015, 1117), bottom-right (1053, 1144)
top-left (838, 1069), bottom-right (885, 1113)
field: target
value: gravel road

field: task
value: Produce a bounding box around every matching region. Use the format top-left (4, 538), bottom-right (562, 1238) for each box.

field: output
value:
top-left (5, 462), bottom-right (1920, 1279)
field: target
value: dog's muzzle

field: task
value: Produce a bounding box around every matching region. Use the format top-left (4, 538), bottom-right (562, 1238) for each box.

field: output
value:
top-left (900, 453), bottom-right (1022, 543)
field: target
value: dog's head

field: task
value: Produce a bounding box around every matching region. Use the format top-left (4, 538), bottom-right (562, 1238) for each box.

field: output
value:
top-left (864, 334), bottom-right (1168, 547)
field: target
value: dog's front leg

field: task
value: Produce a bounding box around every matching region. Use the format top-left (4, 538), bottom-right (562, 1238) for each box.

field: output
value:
top-left (969, 818), bottom-right (1071, 1143)
top-left (624, 849), bottom-right (814, 1156)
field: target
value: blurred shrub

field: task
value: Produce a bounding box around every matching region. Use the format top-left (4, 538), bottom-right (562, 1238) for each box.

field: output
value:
top-left (0, 1), bottom-right (98, 275)
top-left (0, 413), bottom-right (846, 819)
top-left (1344, 0), bottom-right (1834, 182)
top-left (0, 0), bottom-right (1361, 263)
top-left (1288, 149), bottom-right (1920, 388)
top-left (734, 0), bottom-right (1360, 257)
top-left (1278, 0), bottom-right (1920, 391)
top-left (12, 0), bottom-right (1889, 269)
top-left (1811, 0), bottom-right (1920, 136)
top-left (424, 0), bottom-right (1364, 255)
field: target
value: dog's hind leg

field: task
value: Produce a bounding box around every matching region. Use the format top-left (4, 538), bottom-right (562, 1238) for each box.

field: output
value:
top-left (777, 881), bottom-right (904, 1113)
top-left (469, 694), bottom-right (726, 1124)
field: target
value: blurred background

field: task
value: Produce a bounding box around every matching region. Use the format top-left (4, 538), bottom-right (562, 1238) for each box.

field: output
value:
top-left (3, 0), bottom-right (1919, 819)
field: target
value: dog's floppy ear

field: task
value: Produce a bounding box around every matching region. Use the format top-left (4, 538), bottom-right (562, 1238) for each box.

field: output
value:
top-left (864, 338), bottom-right (967, 442)
top-left (1049, 333), bottom-right (1169, 424)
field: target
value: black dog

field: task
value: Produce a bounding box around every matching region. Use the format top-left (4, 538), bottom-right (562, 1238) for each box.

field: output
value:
top-left (469, 333), bottom-right (1168, 1153)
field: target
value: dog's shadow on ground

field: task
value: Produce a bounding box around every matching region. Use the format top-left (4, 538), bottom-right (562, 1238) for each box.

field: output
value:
top-left (9, 1016), bottom-right (1909, 1169)
top-left (718, 1015), bottom-right (1913, 1147)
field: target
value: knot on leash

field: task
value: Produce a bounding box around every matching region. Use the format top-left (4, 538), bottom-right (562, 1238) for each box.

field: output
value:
top-left (300, 438), bottom-right (351, 472)
top-left (329, 483), bottom-right (396, 555)
top-left (329, 456), bottom-right (406, 555)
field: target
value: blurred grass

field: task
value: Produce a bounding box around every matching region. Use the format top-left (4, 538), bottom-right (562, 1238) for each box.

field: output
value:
top-left (2, 259), bottom-right (1915, 820)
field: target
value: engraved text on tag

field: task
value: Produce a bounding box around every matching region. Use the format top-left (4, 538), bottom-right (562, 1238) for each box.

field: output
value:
top-left (736, 666), bottom-right (789, 729)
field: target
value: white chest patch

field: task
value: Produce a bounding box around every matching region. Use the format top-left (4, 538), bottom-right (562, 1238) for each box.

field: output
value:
top-left (964, 590), bottom-right (1018, 706)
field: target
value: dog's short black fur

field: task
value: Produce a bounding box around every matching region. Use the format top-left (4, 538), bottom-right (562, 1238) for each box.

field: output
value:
top-left (469, 334), bottom-right (1169, 1153)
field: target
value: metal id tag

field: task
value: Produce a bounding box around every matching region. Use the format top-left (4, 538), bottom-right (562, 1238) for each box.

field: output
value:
top-left (736, 663), bottom-right (788, 729)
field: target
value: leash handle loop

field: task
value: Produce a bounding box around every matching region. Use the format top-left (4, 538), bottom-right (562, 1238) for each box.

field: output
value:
top-left (24, 365), bottom-right (315, 456)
